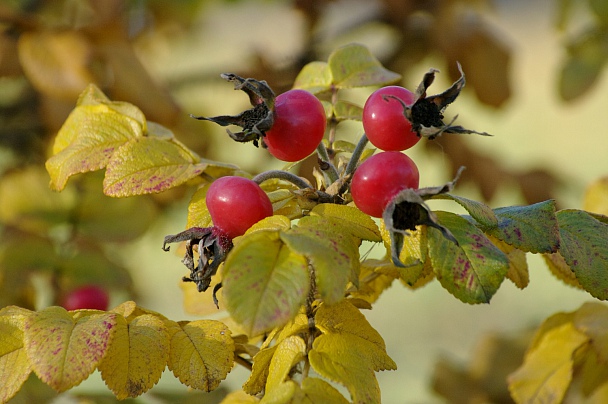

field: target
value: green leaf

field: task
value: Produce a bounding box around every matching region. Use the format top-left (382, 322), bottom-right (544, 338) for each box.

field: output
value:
top-left (485, 200), bottom-right (560, 254)
top-left (431, 193), bottom-right (498, 228)
top-left (556, 209), bottom-right (608, 299)
top-left (223, 231), bottom-right (310, 336)
top-left (293, 61), bottom-right (333, 94)
top-left (310, 301), bottom-right (396, 404)
top-left (559, 32), bottom-right (607, 101)
top-left (46, 104), bottom-right (144, 191)
top-left (103, 136), bottom-right (206, 196)
top-left (508, 322), bottom-right (589, 403)
top-left (310, 203), bottom-right (381, 242)
top-left (590, 0), bottom-right (608, 24)
top-left (428, 211), bottom-right (510, 304)
top-left (328, 43), bottom-right (401, 89)
top-left (281, 220), bottom-right (359, 304)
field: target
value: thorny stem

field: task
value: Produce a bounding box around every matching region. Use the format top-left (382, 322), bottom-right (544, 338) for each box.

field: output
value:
top-left (303, 264), bottom-right (317, 380)
top-left (252, 170), bottom-right (312, 189)
top-left (316, 141), bottom-right (340, 184)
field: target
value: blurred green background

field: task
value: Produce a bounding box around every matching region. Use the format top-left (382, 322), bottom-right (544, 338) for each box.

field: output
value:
top-left (1, 0), bottom-right (607, 402)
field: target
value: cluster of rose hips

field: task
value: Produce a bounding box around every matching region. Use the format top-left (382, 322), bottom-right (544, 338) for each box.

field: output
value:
top-left (161, 78), bottom-right (428, 300)
top-left (205, 84), bottom-right (422, 235)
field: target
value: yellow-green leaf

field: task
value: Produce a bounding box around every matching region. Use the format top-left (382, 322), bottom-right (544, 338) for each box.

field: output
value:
top-left (301, 377), bottom-right (350, 404)
top-left (46, 103), bottom-right (144, 191)
top-left (223, 231), bottom-right (310, 336)
top-left (328, 43), bottom-right (401, 89)
top-left (432, 194), bottom-right (498, 228)
top-left (281, 222), bottom-right (358, 304)
top-left (266, 336), bottom-right (306, 392)
top-left (333, 100), bottom-right (363, 121)
top-left (380, 223), bottom-right (428, 285)
top-left (98, 314), bottom-right (169, 399)
top-left (428, 211), bottom-right (509, 304)
top-left (293, 61), bottom-right (333, 94)
top-left (166, 320), bottom-right (234, 391)
top-left (310, 203), bottom-right (381, 242)
top-left (186, 184), bottom-right (213, 228)
top-left (23, 307), bottom-right (117, 392)
top-left (245, 215), bottom-right (292, 235)
top-left (103, 136), bottom-right (206, 196)
top-left (0, 306), bottom-right (33, 403)
top-left (350, 260), bottom-right (396, 304)
top-left (508, 322), bottom-right (589, 404)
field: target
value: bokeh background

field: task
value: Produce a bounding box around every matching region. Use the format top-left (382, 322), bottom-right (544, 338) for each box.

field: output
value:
top-left (1, 0), bottom-right (607, 402)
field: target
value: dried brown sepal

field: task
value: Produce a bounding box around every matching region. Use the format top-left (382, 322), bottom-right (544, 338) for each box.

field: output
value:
top-left (392, 63), bottom-right (492, 140)
top-left (190, 74), bottom-right (276, 147)
top-left (383, 167), bottom-right (465, 267)
top-left (163, 226), bottom-right (233, 306)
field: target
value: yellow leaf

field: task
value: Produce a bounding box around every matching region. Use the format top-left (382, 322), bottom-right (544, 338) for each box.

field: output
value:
top-left (310, 301), bottom-right (396, 404)
top-left (0, 306), bottom-right (33, 403)
top-left (244, 215), bottom-right (292, 235)
top-left (260, 380), bottom-right (298, 404)
top-left (350, 260), bottom-right (395, 304)
top-left (310, 204), bottom-right (382, 242)
top-left (508, 322), bottom-right (589, 404)
top-left (573, 302), bottom-right (608, 362)
top-left (186, 183), bottom-right (213, 229)
top-left (301, 377), bottom-right (349, 403)
top-left (23, 307), bottom-right (117, 392)
top-left (489, 235), bottom-right (529, 289)
top-left (18, 31), bottom-right (96, 99)
top-left (98, 313), bottom-right (169, 399)
top-left (221, 389), bottom-right (261, 403)
top-left (584, 176), bottom-right (608, 216)
top-left (543, 252), bottom-right (584, 289)
top-left (103, 136), bottom-right (207, 196)
top-left (166, 320), bottom-right (234, 391)
top-left (243, 346), bottom-right (277, 395)
top-left (46, 104), bottom-right (144, 191)
top-left (266, 336), bottom-right (306, 392)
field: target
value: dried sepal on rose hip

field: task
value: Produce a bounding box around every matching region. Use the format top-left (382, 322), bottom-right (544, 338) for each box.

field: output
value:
top-left (389, 63), bottom-right (491, 140)
top-left (162, 176), bottom-right (273, 306)
top-left (191, 73), bottom-right (276, 147)
top-left (190, 74), bottom-right (326, 162)
top-left (383, 167), bottom-right (465, 267)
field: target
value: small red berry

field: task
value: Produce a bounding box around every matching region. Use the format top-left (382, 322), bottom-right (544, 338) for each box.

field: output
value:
top-left (62, 285), bottom-right (109, 311)
top-left (363, 86), bottom-right (420, 151)
top-left (264, 89), bottom-right (326, 162)
top-left (206, 176), bottom-right (273, 239)
top-left (350, 151), bottom-right (419, 218)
